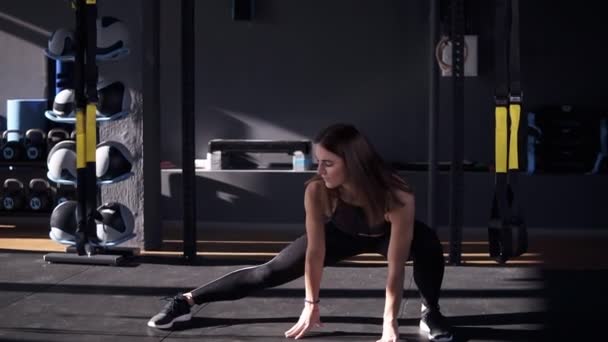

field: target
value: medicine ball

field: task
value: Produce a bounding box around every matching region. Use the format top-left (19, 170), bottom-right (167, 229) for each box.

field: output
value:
top-left (47, 140), bottom-right (77, 183)
top-left (97, 80), bottom-right (130, 116)
top-left (96, 141), bottom-right (133, 182)
top-left (51, 81), bottom-right (129, 117)
top-left (49, 200), bottom-right (78, 245)
top-left (48, 28), bottom-right (75, 56)
top-left (52, 89), bottom-right (75, 117)
top-left (97, 17), bottom-right (129, 55)
top-left (95, 202), bottom-right (135, 245)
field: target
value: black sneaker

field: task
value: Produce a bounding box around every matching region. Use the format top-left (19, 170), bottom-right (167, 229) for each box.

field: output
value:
top-left (420, 309), bottom-right (453, 342)
top-left (147, 294), bottom-right (192, 329)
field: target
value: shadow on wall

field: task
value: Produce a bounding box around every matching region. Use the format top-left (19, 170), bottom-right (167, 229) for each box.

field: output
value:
top-left (162, 105), bottom-right (252, 168)
top-left (161, 170), bottom-right (310, 240)
top-left (165, 172), bottom-right (307, 223)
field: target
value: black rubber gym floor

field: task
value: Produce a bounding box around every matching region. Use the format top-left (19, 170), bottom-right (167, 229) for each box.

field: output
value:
top-left (3, 248), bottom-right (603, 342)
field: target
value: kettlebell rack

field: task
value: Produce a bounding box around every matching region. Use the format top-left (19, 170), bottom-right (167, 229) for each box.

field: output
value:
top-left (43, 0), bottom-right (137, 266)
top-left (0, 145), bottom-right (65, 217)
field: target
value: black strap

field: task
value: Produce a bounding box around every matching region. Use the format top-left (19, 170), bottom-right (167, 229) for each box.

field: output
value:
top-left (74, 0), bottom-right (86, 245)
top-left (509, 0), bottom-right (521, 100)
top-left (507, 0), bottom-right (522, 220)
top-left (74, 0), bottom-right (99, 255)
top-left (492, 0), bottom-right (510, 223)
top-left (489, 0), bottom-right (527, 263)
top-left (494, 0), bottom-right (509, 106)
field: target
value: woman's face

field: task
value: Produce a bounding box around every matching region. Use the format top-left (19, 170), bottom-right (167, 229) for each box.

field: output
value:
top-left (315, 144), bottom-right (347, 189)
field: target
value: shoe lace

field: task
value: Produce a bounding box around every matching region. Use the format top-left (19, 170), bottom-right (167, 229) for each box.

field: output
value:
top-left (161, 295), bottom-right (184, 312)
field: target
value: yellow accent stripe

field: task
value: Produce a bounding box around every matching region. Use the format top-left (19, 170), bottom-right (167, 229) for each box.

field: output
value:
top-left (76, 109), bottom-right (86, 168)
top-left (495, 106), bottom-right (508, 173)
top-left (86, 104), bottom-right (97, 162)
top-left (86, 0), bottom-right (96, 4)
top-left (509, 104), bottom-right (521, 170)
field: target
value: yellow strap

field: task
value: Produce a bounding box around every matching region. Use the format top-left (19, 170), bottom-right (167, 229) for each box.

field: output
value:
top-left (508, 104), bottom-right (521, 170)
top-left (76, 109), bottom-right (86, 168)
top-left (495, 106), bottom-right (508, 173)
top-left (86, 104), bottom-right (97, 162)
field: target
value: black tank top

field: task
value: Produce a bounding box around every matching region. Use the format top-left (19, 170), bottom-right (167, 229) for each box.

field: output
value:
top-left (329, 197), bottom-right (389, 236)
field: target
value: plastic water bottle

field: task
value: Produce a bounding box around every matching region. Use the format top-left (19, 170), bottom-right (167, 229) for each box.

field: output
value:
top-left (292, 151), bottom-right (310, 171)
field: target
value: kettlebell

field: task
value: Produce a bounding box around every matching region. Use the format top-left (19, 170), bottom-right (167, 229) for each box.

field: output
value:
top-left (28, 178), bottom-right (52, 211)
top-left (55, 183), bottom-right (76, 206)
top-left (70, 130), bottom-right (77, 140)
top-left (25, 129), bottom-right (47, 161)
top-left (2, 179), bottom-right (25, 211)
top-left (47, 128), bottom-right (70, 150)
top-left (1, 130), bottom-right (25, 162)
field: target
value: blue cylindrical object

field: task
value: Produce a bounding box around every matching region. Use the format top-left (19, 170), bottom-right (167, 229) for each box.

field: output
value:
top-left (6, 99), bottom-right (47, 142)
top-left (56, 61), bottom-right (73, 94)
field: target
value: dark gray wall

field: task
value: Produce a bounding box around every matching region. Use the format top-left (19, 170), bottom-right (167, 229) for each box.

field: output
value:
top-left (158, 0), bottom-right (608, 233)
top-left (2, 1), bottom-right (607, 243)
top-left (159, 0), bottom-right (608, 167)
top-left (161, 0), bottom-right (433, 165)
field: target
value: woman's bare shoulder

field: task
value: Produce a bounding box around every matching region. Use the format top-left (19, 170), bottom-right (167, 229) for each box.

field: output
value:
top-left (305, 179), bottom-right (327, 202)
top-left (389, 188), bottom-right (414, 210)
top-left (305, 179), bottom-right (326, 199)
top-left (305, 180), bottom-right (332, 216)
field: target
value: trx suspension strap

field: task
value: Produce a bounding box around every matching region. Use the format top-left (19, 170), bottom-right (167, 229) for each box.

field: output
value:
top-left (488, 0), bottom-right (527, 264)
top-left (74, 0), bottom-right (99, 256)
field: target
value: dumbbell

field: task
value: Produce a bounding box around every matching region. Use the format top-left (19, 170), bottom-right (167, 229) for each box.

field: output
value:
top-left (1, 130), bottom-right (25, 162)
top-left (28, 178), bottom-right (52, 212)
top-left (47, 128), bottom-right (70, 150)
top-left (25, 129), bottom-right (47, 161)
top-left (55, 183), bottom-right (76, 206)
top-left (2, 179), bottom-right (25, 211)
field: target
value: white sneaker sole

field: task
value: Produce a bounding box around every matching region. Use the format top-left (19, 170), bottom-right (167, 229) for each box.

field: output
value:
top-left (147, 313), bottom-right (192, 329)
top-left (419, 320), bottom-right (453, 342)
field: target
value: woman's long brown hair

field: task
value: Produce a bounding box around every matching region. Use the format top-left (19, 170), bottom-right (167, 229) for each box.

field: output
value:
top-left (306, 123), bottom-right (412, 220)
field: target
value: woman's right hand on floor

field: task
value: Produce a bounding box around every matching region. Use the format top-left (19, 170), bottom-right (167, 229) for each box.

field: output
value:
top-left (284, 304), bottom-right (323, 339)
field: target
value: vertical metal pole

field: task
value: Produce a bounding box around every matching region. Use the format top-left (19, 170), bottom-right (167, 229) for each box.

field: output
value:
top-left (448, 0), bottom-right (465, 265)
top-left (182, 0), bottom-right (197, 261)
top-left (143, 0), bottom-right (162, 249)
top-left (427, 0), bottom-right (440, 230)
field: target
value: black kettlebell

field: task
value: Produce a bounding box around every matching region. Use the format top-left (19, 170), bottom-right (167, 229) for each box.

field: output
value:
top-left (47, 128), bottom-right (70, 150)
top-left (2, 179), bottom-right (25, 211)
top-left (25, 129), bottom-right (47, 161)
top-left (1, 130), bottom-right (25, 162)
top-left (54, 183), bottom-right (76, 206)
top-left (28, 178), bottom-right (52, 211)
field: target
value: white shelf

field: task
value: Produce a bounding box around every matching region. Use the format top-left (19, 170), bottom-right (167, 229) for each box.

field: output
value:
top-left (45, 110), bottom-right (130, 124)
top-left (44, 47), bottom-right (130, 62)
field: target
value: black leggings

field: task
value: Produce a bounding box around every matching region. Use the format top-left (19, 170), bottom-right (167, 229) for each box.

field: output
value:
top-left (190, 220), bottom-right (446, 311)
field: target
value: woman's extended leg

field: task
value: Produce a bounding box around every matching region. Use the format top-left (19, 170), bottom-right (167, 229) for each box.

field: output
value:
top-left (188, 223), bottom-right (367, 304)
top-left (188, 233), bottom-right (309, 304)
top-left (148, 223), bottom-right (364, 328)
